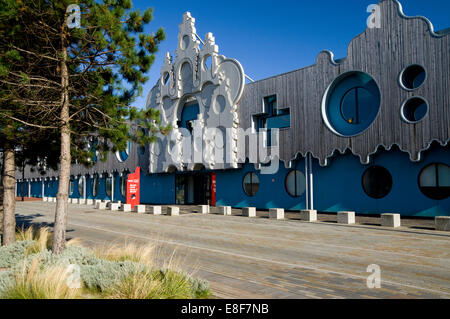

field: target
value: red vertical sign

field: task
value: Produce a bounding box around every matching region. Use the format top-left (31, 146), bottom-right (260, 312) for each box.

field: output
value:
top-left (210, 172), bottom-right (216, 206)
top-left (126, 166), bottom-right (140, 210)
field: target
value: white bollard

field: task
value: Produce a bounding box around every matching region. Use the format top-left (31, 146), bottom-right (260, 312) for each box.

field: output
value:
top-left (198, 205), bottom-right (210, 214)
top-left (219, 206), bottom-right (232, 216)
top-left (110, 203), bottom-right (120, 211)
top-left (94, 199), bottom-right (102, 206)
top-left (167, 206), bottom-right (179, 216)
top-left (269, 208), bottom-right (285, 220)
top-left (78, 198), bottom-right (86, 204)
top-left (381, 213), bottom-right (401, 228)
top-left (85, 199), bottom-right (94, 205)
top-left (96, 202), bottom-right (107, 210)
top-left (122, 204), bottom-right (132, 212)
top-left (42, 197), bottom-right (48, 202)
top-left (149, 206), bottom-right (162, 215)
top-left (337, 211), bottom-right (356, 224)
top-left (135, 205), bottom-right (146, 213)
top-left (242, 207), bottom-right (256, 218)
top-left (435, 216), bottom-right (450, 231)
top-left (300, 210), bottom-right (317, 222)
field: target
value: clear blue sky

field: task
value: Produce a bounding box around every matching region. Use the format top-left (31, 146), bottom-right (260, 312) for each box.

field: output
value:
top-left (130, 0), bottom-right (450, 109)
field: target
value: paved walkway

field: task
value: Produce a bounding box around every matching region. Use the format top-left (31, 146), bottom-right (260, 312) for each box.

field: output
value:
top-left (14, 201), bottom-right (450, 299)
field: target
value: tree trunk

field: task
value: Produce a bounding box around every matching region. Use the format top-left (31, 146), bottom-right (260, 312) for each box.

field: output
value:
top-left (52, 29), bottom-right (71, 254)
top-left (2, 147), bottom-right (16, 246)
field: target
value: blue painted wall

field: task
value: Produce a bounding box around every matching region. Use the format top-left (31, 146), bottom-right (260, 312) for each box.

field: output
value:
top-left (314, 144), bottom-right (450, 216)
top-left (22, 145), bottom-right (448, 217)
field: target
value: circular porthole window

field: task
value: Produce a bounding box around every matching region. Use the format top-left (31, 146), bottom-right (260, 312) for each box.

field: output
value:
top-left (91, 174), bottom-right (99, 198)
top-left (418, 163), bottom-right (449, 200)
top-left (322, 71), bottom-right (381, 137)
top-left (362, 166), bottom-right (392, 199)
top-left (401, 97), bottom-right (428, 123)
top-left (285, 170), bottom-right (306, 197)
top-left (400, 64), bottom-right (426, 90)
top-left (78, 176), bottom-right (85, 197)
top-left (116, 140), bottom-right (131, 162)
top-left (243, 172), bottom-right (259, 197)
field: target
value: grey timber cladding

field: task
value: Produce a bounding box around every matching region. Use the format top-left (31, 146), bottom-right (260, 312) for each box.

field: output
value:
top-left (238, 0), bottom-right (450, 166)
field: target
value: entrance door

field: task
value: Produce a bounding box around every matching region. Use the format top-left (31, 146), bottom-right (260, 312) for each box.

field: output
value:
top-left (175, 173), bottom-right (213, 205)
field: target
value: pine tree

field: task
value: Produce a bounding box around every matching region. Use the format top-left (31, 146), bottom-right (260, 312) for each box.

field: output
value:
top-left (0, 0), bottom-right (168, 252)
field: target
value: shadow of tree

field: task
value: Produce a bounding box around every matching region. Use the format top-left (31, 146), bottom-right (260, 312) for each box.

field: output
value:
top-left (16, 213), bottom-right (74, 233)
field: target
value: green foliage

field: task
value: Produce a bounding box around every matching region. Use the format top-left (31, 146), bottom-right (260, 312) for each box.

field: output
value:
top-left (0, 240), bottom-right (211, 299)
top-left (0, 0), bottom-right (169, 166)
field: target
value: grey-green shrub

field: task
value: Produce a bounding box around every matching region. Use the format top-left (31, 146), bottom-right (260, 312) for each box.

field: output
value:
top-left (0, 240), bottom-right (34, 268)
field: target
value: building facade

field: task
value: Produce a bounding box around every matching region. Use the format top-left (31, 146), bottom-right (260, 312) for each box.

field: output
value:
top-left (17, 0), bottom-right (449, 217)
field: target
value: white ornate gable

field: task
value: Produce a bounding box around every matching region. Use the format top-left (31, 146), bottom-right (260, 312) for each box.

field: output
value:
top-left (146, 12), bottom-right (245, 174)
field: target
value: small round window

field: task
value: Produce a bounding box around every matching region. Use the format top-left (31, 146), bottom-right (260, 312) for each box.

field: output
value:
top-left (106, 176), bottom-right (112, 198)
top-left (91, 175), bottom-right (99, 197)
top-left (78, 176), bottom-right (85, 197)
top-left (116, 140), bottom-right (131, 162)
top-left (418, 163), bottom-right (449, 200)
top-left (120, 173), bottom-right (129, 197)
top-left (362, 166), bottom-right (392, 199)
top-left (400, 65), bottom-right (426, 90)
top-left (69, 180), bottom-right (74, 195)
top-left (285, 170), bottom-right (306, 197)
top-left (243, 172), bottom-right (259, 197)
top-left (401, 97), bottom-right (428, 123)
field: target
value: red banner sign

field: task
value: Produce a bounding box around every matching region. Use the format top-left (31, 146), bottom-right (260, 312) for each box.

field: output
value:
top-left (126, 166), bottom-right (140, 210)
top-left (211, 172), bottom-right (216, 206)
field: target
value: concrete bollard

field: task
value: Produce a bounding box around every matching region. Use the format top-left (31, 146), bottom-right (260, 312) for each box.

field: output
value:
top-left (135, 205), bottom-right (146, 213)
top-left (300, 210), bottom-right (317, 222)
top-left (96, 202), bottom-right (107, 210)
top-left (269, 208), bottom-right (285, 220)
top-left (337, 211), bottom-right (356, 224)
top-left (219, 206), bottom-right (232, 216)
top-left (435, 216), bottom-right (450, 231)
top-left (42, 197), bottom-right (48, 202)
top-left (110, 203), bottom-right (120, 211)
top-left (381, 213), bottom-right (401, 228)
top-left (242, 207), bottom-right (256, 218)
top-left (94, 199), bottom-right (102, 206)
top-left (51, 197), bottom-right (57, 202)
top-left (149, 206), bottom-right (162, 215)
top-left (167, 206), bottom-right (179, 216)
top-left (85, 199), bottom-right (94, 205)
top-left (198, 205), bottom-right (210, 214)
top-left (122, 204), bottom-right (132, 212)
top-left (78, 198), bottom-right (86, 204)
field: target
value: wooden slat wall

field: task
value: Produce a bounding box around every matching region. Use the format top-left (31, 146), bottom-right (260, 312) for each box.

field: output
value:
top-left (238, 0), bottom-right (449, 166)
top-left (16, 0), bottom-right (450, 179)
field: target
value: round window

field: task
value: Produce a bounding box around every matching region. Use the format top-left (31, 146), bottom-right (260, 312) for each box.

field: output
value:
top-left (401, 97), bottom-right (428, 123)
top-left (116, 140), bottom-right (131, 162)
top-left (120, 174), bottom-right (128, 197)
top-left (78, 176), bottom-right (85, 197)
top-left (106, 176), bottom-right (112, 198)
top-left (69, 180), bottom-right (74, 196)
top-left (243, 172), bottom-right (259, 197)
top-left (285, 170), bottom-right (306, 197)
top-left (362, 166), bottom-right (392, 199)
top-left (418, 163), bottom-right (449, 200)
top-left (400, 64), bottom-right (426, 90)
top-left (322, 71), bottom-right (381, 137)
top-left (91, 175), bottom-right (99, 197)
